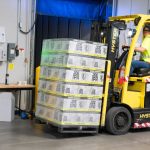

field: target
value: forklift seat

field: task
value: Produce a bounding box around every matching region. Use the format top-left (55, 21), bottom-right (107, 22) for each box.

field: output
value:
top-left (131, 68), bottom-right (150, 77)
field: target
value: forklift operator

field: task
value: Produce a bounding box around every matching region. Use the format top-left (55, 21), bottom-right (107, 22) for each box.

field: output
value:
top-left (130, 24), bottom-right (150, 75)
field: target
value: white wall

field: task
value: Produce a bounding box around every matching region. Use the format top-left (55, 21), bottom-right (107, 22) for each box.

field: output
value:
top-left (0, 0), bottom-right (35, 110)
top-left (115, 0), bottom-right (131, 16)
top-left (113, 0), bottom-right (150, 16)
top-left (149, 0), bottom-right (150, 13)
top-left (131, 0), bottom-right (149, 14)
top-left (0, 0), bottom-right (34, 84)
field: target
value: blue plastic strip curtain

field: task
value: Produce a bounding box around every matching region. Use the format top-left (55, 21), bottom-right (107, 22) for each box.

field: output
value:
top-left (105, 0), bottom-right (113, 20)
top-left (36, 0), bottom-right (101, 20)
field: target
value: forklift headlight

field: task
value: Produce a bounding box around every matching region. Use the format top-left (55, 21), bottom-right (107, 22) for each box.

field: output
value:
top-left (128, 30), bottom-right (133, 37)
top-left (100, 31), bottom-right (104, 37)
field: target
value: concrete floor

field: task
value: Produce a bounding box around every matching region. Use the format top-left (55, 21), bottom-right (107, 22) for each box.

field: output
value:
top-left (0, 119), bottom-right (150, 150)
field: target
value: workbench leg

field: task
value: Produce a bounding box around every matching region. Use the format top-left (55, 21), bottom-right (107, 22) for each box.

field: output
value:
top-left (18, 90), bottom-right (21, 116)
top-left (31, 89), bottom-right (35, 119)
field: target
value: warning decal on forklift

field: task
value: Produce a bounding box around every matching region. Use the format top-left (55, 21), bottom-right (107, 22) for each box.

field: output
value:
top-left (146, 84), bottom-right (150, 92)
top-left (134, 122), bottom-right (150, 128)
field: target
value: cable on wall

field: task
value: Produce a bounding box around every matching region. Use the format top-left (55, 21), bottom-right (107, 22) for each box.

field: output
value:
top-left (18, 0), bottom-right (37, 35)
top-left (19, 19), bottom-right (36, 35)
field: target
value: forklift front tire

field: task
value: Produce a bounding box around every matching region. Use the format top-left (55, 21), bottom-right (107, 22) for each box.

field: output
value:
top-left (106, 107), bottom-right (131, 135)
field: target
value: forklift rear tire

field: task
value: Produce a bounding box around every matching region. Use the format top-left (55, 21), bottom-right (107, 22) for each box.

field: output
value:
top-left (106, 107), bottom-right (131, 135)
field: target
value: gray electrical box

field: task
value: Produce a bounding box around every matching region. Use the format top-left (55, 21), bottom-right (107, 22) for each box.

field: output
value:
top-left (7, 43), bottom-right (16, 61)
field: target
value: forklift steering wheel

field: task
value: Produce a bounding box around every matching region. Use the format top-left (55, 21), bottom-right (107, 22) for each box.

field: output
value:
top-left (122, 46), bottom-right (136, 56)
top-left (122, 45), bottom-right (130, 51)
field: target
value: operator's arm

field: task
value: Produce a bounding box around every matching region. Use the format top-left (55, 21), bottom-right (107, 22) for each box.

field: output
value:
top-left (134, 36), bottom-right (150, 52)
top-left (122, 45), bottom-right (146, 52)
top-left (134, 47), bottom-right (146, 52)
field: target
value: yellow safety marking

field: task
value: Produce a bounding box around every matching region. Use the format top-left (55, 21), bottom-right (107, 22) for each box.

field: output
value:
top-left (40, 76), bottom-right (103, 86)
top-left (37, 102), bottom-right (101, 112)
top-left (8, 63), bottom-right (14, 71)
top-left (36, 116), bottom-right (100, 126)
top-left (39, 89), bottom-right (103, 99)
top-left (41, 63), bottom-right (105, 72)
top-left (42, 50), bottom-right (107, 59)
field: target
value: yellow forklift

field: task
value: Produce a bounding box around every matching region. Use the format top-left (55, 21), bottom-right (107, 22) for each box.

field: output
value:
top-left (35, 14), bottom-right (150, 135)
top-left (101, 14), bottom-right (150, 135)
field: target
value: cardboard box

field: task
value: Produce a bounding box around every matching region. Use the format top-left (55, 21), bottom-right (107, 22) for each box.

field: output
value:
top-left (40, 66), bottom-right (47, 76)
top-left (35, 105), bottom-right (46, 118)
top-left (0, 92), bottom-right (15, 122)
top-left (41, 52), bottom-right (106, 70)
top-left (60, 83), bottom-right (79, 95)
top-left (93, 58), bottom-right (106, 70)
top-left (42, 39), bottom-right (108, 57)
top-left (38, 80), bottom-right (47, 89)
top-left (36, 105), bottom-right (55, 120)
top-left (90, 86), bottom-right (103, 96)
top-left (40, 67), bottom-right (104, 85)
top-left (68, 40), bottom-right (84, 52)
top-left (36, 104), bottom-right (101, 125)
top-left (41, 55), bottom-right (49, 64)
top-left (53, 109), bottom-right (101, 125)
top-left (39, 80), bottom-right (103, 97)
top-left (38, 94), bottom-right (102, 112)
top-left (37, 92), bottom-right (45, 103)
top-left (101, 45), bottom-right (108, 56)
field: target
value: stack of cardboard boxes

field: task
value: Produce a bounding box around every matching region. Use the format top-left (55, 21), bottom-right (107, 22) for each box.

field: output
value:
top-left (36, 39), bottom-right (107, 126)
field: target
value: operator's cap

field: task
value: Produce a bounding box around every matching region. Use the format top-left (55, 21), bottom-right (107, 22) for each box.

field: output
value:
top-left (143, 24), bottom-right (150, 32)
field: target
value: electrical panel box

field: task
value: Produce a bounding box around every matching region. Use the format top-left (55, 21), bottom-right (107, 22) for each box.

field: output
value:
top-left (0, 27), bottom-right (6, 43)
top-left (7, 43), bottom-right (16, 61)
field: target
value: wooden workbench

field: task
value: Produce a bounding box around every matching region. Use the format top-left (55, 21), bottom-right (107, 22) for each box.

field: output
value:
top-left (0, 84), bottom-right (35, 89)
top-left (0, 84), bottom-right (35, 119)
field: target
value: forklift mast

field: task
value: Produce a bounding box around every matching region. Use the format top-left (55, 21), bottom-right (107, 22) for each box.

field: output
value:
top-left (106, 21), bottom-right (126, 107)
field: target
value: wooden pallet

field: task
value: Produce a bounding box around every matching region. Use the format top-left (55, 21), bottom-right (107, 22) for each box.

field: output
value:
top-left (57, 125), bottom-right (99, 133)
top-left (35, 117), bottom-right (99, 134)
